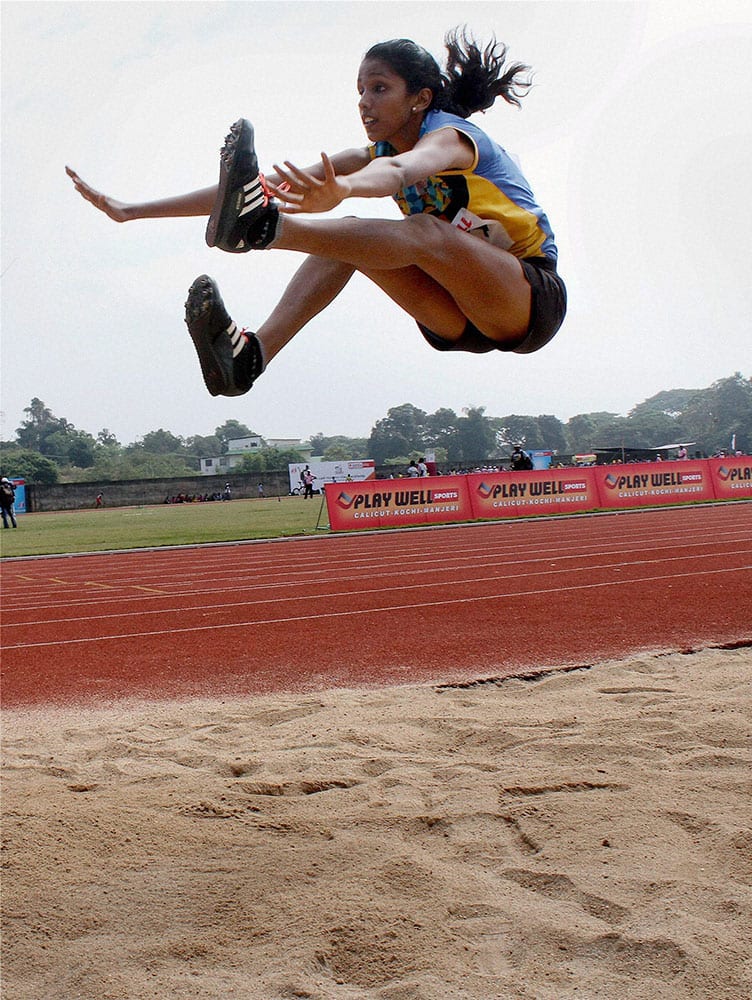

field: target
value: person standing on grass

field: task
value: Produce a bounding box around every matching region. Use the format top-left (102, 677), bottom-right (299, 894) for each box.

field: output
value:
top-left (1, 479), bottom-right (18, 529)
top-left (67, 27), bottom-right (565, 399)
top-left (302, 467), bottom-right (316, 499)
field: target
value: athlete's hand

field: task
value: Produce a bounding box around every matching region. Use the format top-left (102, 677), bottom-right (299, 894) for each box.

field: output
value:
top-left (269, 153), bottom-right (350, 214)
top-left (65, 166), bottom-right (133, 223)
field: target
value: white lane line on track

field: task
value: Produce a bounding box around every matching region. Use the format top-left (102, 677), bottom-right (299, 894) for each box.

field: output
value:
top-left (4, 563), bottom-right (751, 651)
top-left (4, 549), bottom-right (752, 629)
top-left (8, 504), bottom-right (752, 582)
top-left (5, 521), bottom-right (749, 592)
top-left (3, 504), bottom-right (748, 571)
top-left (4, 536), bottom-right (752, 613)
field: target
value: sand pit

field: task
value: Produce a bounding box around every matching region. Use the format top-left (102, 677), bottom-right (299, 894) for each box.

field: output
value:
top-left (2, 646), bottom-right (751, 998)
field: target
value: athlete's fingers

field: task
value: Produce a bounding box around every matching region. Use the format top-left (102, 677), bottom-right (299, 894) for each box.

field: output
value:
top-left (66, 167), bottom-right (98, 203)
top-left (268, 181), bottom-right (303, 204)
top-left (66, 166), bottom-right (86, 193)
top-left (66, 166), bottom-right (93, 192)
top-left (320, 152), bottom-right (336, 182)
top-left (271, 163), bottom-right (293, 186)
top-left (65, 167), bottom-right (130, 221)
top-left (282, 160), bottom-right (325, 189)
top-left (271, 162), bottom-right (311, 193)
top-left (272, 162), bottom-right (302, 189)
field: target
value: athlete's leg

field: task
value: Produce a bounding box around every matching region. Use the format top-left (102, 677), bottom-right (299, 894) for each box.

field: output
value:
top-left (359, 265), bottom-right (469, 343)
top-left (256, 255), bottom-right (355, 363)
top-left (271, 213), bottom-right (531, 346)
top-left (185, 255), bottom-right (355, 396)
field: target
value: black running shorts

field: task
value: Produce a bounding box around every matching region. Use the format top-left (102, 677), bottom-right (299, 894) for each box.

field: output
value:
top-left (417, 255), bottom-right (567, 356)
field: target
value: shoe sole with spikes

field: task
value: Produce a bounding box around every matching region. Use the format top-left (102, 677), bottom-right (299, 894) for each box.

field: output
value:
top-left (184, 275), bottom-right (263, 396)
top-left (206, 119), bottom-right (270, 252)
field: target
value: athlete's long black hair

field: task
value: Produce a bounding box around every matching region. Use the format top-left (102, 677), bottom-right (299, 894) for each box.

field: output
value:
top-left (365, 27), bottom-right (533, 119)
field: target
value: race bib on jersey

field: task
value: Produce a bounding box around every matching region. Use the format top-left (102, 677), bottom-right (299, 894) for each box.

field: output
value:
top-left (452, 207), bottom-right (486, 233)
top-left (451, 208), bottom-right (514, 251)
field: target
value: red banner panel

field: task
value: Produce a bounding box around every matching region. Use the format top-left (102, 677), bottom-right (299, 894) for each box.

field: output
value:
top-left (709, 455), bottom-right (752, 500)
top-left (325, 475), bottom-right (474, 531)
top-left (594, 460), bottom-right (715, 509)
top-left (468, 468), bottom-right (599, 519)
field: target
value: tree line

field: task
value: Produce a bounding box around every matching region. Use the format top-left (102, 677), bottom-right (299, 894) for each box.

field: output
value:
top-left (1, 373), bottom-right (749, 484)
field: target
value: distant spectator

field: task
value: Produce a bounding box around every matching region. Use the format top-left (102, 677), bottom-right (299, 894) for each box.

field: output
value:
top-left (417, 456), bottom-right (429, 477)
top-left (1, 478), bottom-right (17, 529)
top-left (676, 445), bottom-right (688, 460)
top-left (95, 492), bottom-right (104, 507)
top-left (222, 482), bottom-right (232, 501)
top-left (301, 466), bottom-right (316, 499)
top-left (510, 446), bottom-right (533, 471)
top-left (407, 460), bottom-right (420, 478)
top-left (258, 482), bottom-right (265, 498)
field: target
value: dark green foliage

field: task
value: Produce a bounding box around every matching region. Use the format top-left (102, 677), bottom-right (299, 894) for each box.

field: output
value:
top-left (9, 375), bottom-right (750, 483)
top-left (0, 446), bottom-right (59, 484)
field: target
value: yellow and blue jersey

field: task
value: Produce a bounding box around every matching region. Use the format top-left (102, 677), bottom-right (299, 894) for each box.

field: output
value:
top-left (371, 109), bottom-right (557, 263)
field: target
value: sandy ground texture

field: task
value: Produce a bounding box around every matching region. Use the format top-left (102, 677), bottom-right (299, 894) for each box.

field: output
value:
top-left (2, 646), bottom-right (751, 1000)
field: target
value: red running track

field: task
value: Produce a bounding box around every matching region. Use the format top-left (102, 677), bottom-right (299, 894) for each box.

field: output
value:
top-left (2, 504), bottom-right (751, 708)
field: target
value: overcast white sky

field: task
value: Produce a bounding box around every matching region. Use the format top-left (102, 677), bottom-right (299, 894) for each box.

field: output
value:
top-left (2, 0), bottom-right (750, 446)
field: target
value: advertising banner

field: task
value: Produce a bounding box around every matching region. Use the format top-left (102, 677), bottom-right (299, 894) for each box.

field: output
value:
top-left (594, 460), bottom-right (714, 509)
top-left (326, 459), bottom-right (747, 533)
top-left (468, 468), bottom-right (599, 519)
top-left (10, 478), bottom-right (26, 514)
top-left (708, 455), bottom-right (752, 500)
top-left (289, 460), bottom-right (375, 494)
top-left (530, 450), bottom-right (554, 470)
top-left (325, 475), bottom-right (473, 531)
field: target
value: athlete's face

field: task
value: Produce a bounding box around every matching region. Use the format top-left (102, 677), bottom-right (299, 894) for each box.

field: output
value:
top-left (357, 58), bottom-right (423, 150)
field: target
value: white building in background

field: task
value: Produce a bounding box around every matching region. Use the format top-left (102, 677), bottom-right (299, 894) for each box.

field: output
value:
top-left (199, 437), bottom-right (313, 475)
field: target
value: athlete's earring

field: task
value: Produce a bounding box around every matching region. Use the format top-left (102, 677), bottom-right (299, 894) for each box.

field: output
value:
top-left (411, 106), bottom-right (418, 113)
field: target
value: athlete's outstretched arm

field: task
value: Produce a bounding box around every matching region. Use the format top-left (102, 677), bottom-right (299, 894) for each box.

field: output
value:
top-left (65, 169), bottom-right (216, 222)
top-left (65, 147), bottom-right (370, 223)
top-left (273, 129), bottom-right (474, 215)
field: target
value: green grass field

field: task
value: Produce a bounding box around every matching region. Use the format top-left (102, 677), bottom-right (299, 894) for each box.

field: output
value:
top-left (0, 497), bottom-right (330, 558)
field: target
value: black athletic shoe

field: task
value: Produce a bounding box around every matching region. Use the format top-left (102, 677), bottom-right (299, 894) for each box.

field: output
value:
top-left (184, 275), bottom-right (264, 396)
top-left (205, 119), bottom-right (280, 252)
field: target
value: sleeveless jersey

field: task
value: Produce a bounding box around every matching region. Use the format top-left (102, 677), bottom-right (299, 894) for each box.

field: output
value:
top-left (371, 109), bottom-right (557, 262)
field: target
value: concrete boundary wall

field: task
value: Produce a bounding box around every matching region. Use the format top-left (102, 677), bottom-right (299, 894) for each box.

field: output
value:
top-left (26, 471), bottom-right (293, 512)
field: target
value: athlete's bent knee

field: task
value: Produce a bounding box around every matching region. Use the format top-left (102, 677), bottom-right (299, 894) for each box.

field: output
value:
top-left (403, 213), bottom-right (451, 258)
top-left (403, 213), bottom-right (444, 236)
